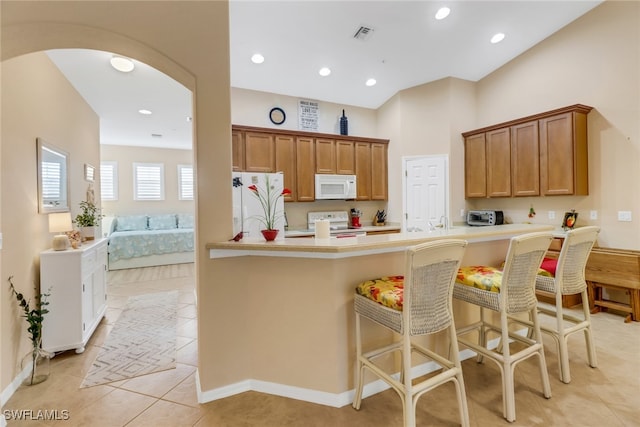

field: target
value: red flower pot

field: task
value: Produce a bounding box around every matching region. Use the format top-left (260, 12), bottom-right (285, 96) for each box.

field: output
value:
top-left (261, 229), bottom-right (279, 241)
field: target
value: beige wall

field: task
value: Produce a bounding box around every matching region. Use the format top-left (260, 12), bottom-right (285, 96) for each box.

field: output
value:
top-left (100, 145), bottom-right (194, 220)
top-left (471, 0), bottom-right (639, 249)
top-left (1, 51), bottom-right (100, 388)
top-left (1, 0), bottom-right (230, 399)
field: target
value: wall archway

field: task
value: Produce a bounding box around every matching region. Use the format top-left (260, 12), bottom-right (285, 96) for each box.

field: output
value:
top-left (1, 1), bottom-right (232, 400)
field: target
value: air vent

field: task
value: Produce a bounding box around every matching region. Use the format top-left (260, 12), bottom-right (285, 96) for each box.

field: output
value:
top-left (151, 133), bottom-right (163, 138)
top-left (353, 26), bottom-right (374, 41)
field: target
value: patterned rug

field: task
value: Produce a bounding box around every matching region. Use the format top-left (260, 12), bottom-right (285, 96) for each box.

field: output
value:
top-left (80, 291), bottom-right (178, 388)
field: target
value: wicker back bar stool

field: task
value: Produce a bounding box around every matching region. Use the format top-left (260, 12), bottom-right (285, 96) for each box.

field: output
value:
top-left (352, 239), bottom-right (469, 427)
top-left (533, 226), bottom-right (600, 383)
top-left (453, 232), bottom-right (553, 423)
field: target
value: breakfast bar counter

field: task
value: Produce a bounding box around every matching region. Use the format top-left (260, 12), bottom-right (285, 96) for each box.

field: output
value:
top-left (200, 224), bottom-right (554, 407)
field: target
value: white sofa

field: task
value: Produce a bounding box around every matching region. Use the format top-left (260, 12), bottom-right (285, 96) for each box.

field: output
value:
top-left (107, 213), bottom-right (194, 270)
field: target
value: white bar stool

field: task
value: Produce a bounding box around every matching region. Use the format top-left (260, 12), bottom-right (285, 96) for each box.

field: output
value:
top-left (352, 239), bottom-right (469, 427)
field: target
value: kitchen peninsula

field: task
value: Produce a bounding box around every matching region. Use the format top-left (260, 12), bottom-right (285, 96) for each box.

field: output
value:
top-left (203, 224), bottom-right (554, 407)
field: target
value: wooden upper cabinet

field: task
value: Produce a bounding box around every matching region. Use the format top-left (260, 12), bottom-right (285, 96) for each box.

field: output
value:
top-left (355, 142), bottom-right (372, 201)
top-left (463, 104), bottom-right (592, 199)
top-left (464, 133), bottom-right (487, 198)
top-left (336, 140), bottom-right (355, 174)
top-left (370, 143), bottom-right (388, 200)
top-left (232, 130), bottom-right (244, 172)
top-left (245, 132), bottom-right (275, 172)
top-left (274, 135), bottom-right (296, 202)
top-left (511, 121), bottom-right (540, 197)
top-left (315, 138), bottom-right (336, 173)
top-left (295, 137), bottom-right (315, 202)
top-left (539, 111), bottom-right (589, 196)
top-left (486, 128), bottom-right (511, 197)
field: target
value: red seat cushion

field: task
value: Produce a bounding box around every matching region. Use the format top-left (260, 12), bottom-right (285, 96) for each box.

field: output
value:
top-left (539, 257), bottom-right (558, 277)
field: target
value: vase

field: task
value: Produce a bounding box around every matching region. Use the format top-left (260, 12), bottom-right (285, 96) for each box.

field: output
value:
top-left (81, 226), bottom-right (95, 241)
top-left (261, 229), bottom-right (279, 241)
top-left (20, 345), bottom-right (51, 386)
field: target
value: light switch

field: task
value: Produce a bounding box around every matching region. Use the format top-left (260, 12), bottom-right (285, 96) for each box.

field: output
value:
top-left (590, 210), bottom-right (598, 220)
top-left (618, 211), bottom-right (632, 222)
top-left (548, 211), bottom-right (556, 220)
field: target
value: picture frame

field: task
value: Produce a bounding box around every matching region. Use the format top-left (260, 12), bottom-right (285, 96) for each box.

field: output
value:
top-left (562, 211), bottom-right (578, 230)
top-left (84, 163), bottom-right (95, 182)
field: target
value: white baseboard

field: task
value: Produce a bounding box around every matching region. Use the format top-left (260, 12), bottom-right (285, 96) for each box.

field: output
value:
top-left (196, 346), bottom-right (482, 408)
top-left (1, 362), bottom-right (33, 409)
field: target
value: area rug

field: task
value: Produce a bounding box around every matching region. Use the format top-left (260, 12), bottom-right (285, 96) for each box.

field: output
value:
top-left (80, 291), bottom-right (178, 388)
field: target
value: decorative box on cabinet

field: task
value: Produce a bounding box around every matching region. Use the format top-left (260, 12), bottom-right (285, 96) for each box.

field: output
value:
top-left (41, 238), bottom-right (108, 354)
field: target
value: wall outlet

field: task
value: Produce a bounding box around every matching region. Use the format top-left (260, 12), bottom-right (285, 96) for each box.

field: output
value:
top-left (460, 208), bottom-right (465, 218)
top-left (548, 211), bottom-right (556, 220)
top-left (590, 210), bottom-right (598, 220)
top-left (618, 211), bottom-right (632, 222)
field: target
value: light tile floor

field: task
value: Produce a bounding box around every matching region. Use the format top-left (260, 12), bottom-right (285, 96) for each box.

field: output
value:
top-left (4, 264), bottom-right (640, 426)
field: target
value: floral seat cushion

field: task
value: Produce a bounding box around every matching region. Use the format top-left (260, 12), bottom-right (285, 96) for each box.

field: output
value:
top-left (538, 257), bottom-right (557, 277)
top-left (356, 276), bottom-right (404, 311)
top-left (456, 266), bottom-right (503, 293)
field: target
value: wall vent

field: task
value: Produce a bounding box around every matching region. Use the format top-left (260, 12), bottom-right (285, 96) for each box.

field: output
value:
top-left (353, 26), bottom-right (374, 41)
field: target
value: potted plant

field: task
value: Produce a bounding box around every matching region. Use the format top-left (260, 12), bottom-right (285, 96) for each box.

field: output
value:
top-left (9, 276), bottom-right (51, 385)
top-left (74, 200), bottom-right (103, 241)
top-left (247, 175), bottom-right (291, 241)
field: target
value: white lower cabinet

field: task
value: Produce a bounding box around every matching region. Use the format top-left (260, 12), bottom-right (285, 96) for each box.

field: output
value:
top-left (41, 238), bottom-right (108, 354)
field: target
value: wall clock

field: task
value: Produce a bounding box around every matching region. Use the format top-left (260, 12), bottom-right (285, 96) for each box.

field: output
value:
top-left (269, 107), bottom-right (286, 125)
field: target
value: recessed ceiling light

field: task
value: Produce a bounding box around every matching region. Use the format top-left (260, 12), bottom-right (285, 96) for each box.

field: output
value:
top-left (491, 33), bottom-right (505, 44)
top-left (138, 109), bottom-right (152, 115)
top-left (435, 7), bottom-right (450, 20)
top-left (251, 53), bottom-right (265, 64)
top-left (110, 56), bottom-right (135, 73)
top-left (365, 78), bottom-right (377, 87)
top-left (319, 67), bottom-right (331, 77)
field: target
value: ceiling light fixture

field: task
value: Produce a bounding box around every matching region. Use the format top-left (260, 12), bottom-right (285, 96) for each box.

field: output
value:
top-left (365, 78), bottom-right (377, 87)
top-left (110, 56), bottom-right (135, 73)
top-left (138, 109), bottom-right (152, 115)
top-left (251, 53), bottom-right (265, 64)
top-left (491, 33), bottom-right (505, 44)
top-left (319, 67), bottom-right (331, 77)
top-left (435, 7), bottom-right (450, 20)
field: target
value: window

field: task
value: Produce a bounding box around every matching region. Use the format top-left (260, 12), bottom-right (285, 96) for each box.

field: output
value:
top-left (100, 161), bottom-right (118, 201)
top-left (178, 165), bottom-right (194, 200)
top-left (133, 162), bottom-right (164, 200)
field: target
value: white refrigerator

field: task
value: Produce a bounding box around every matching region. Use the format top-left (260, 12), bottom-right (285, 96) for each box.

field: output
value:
top-left (232, 172), bottom-right (285, 241)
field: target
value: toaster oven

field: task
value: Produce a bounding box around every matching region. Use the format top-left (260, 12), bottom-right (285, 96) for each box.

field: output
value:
top-left (466, 210), bottom-right (504, 226)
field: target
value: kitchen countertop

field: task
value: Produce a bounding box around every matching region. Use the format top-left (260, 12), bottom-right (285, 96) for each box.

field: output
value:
top-left (208, 223), bottom-right (556, 259)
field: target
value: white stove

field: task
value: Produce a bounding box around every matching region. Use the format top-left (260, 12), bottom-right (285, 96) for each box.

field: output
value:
top-left (307, 211), bottom-right (366, 236)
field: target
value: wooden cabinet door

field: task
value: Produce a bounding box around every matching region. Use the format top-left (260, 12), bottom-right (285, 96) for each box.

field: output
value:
top-left (486, 128), bottom-right (511, 197)
top-left (315, 138), bottom-right (336, 173)
top-left (355, 142), bottom-right (371, 201)
top-left (511, 121), bottom-right (540, 196)
top-left (275, 135), bottom-right (296, 202)
top-left (245, 132), bottom-right (275, 172)
top-left (336, 140), bottom-right (355, 174)
top-left (539, 112), bottom-right (581, 195)
top-left (296, 137), bottom-right (315, 201)
top-left (232, 130), bottom-right (244, 171)
top-left (370, 143), bottom-right (388, 200)
top-left (464, 133), bottom-right (487, 198)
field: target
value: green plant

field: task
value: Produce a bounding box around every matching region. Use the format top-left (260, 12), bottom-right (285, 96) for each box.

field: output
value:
top-left (247, 175), bottom-right (291, 230)
top-left (74, 200), bottom-right (103, 227)
top-left (9, 276), bottom-right (51, 385)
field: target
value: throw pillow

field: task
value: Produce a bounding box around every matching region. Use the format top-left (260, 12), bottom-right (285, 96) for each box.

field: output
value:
top-left (115, 215), bottom-right (148, 231)
top-left (148, 214), bottom-right (178, 230)
top-left (177, 213), bottom-right (194, 229)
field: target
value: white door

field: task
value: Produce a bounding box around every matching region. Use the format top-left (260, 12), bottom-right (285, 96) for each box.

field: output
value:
top-left (403, 156), bottom-right (448, 232)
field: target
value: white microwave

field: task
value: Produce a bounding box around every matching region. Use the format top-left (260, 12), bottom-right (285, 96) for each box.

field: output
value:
top-left (315, 174), bottom-right (357, 200)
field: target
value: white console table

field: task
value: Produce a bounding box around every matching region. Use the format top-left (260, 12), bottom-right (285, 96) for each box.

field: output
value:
top-left (41, 238), bottom-right (108, 354)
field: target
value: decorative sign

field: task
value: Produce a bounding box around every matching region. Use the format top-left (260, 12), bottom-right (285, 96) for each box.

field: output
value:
top-left (298, 99), bottom-right (319, 131)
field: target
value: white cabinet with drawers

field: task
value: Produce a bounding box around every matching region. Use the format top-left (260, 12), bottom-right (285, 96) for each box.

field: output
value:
top-left (41, 238), bottom-right (108, 354)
